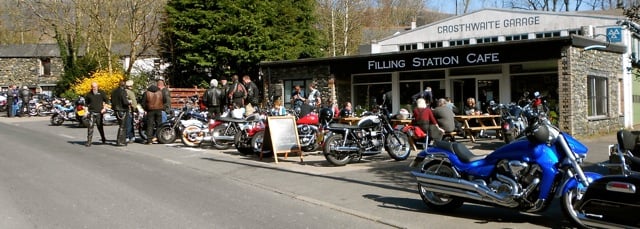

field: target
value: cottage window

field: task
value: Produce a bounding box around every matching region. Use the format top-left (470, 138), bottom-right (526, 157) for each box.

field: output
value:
top-left (40, 58), bottom-right (51, 76)
top-left (587, 75), bottom-right (608, 117)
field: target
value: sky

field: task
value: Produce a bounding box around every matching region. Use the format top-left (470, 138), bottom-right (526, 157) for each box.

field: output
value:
top-left (427, 0), bottom-right (606, 14)
top-left (427, 0), bottom-right (494, 15)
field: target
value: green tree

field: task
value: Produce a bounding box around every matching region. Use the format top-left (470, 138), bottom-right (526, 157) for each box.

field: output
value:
top-left (161, 0), bottom-right (323, 87)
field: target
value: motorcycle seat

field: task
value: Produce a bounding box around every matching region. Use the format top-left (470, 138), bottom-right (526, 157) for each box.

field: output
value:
top-left (434, 140), bottom-right (486, 163)
top-left (217, 116), bottom-right (247, 123)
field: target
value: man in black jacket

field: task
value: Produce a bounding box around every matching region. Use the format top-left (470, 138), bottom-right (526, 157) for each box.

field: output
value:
top-left (202, 79), bottom-right (223, 119)
top-left (85, 82), bottom-right (108, 147)
top-left (111, 80), bottom-right (130, 146)
top-left (242, 75), bottom-right (259, 114)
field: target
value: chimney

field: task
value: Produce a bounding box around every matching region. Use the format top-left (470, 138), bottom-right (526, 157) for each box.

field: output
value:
top-left (411, 21), bottom-right (416, 30)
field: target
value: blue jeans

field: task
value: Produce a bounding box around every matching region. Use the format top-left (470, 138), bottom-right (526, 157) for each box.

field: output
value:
top-left (126, 112), bottom-right (134, 139)
top-left (161, 111), bottom-right (167, 123)
top-left (11, 102), bottom-right (19, 117)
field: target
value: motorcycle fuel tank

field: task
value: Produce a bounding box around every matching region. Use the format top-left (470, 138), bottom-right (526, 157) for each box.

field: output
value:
top-left (297, 113), bottom-right (319, 125)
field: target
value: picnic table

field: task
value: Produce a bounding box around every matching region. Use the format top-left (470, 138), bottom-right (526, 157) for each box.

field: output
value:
top-left (455, 114), bottom-right (502, 143)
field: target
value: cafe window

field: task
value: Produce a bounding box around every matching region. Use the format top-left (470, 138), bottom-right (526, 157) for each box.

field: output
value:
top-left (352, 74), bottom-right (391, 112)
top-left (283, 79), bottom-right (313, 107)
top-left (587, 75), bottom-right (608, 117)
top-left (40, 58), bottom-right (51, 76)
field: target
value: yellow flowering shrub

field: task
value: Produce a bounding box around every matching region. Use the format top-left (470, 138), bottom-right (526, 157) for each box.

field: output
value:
top-left (72, 70), bottom-right (124, 97)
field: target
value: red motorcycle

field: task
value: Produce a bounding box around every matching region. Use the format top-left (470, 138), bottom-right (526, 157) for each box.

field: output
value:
top-left (296, 111), bottom-right (322, 152)
top-left (234, 113), bottom-right (266, 155)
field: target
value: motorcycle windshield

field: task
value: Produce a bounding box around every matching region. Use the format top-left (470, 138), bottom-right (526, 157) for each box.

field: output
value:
top-left (562, 132), bottom-right (588, 157)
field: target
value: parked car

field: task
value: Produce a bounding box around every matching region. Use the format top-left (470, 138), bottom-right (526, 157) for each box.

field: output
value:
top-left (0, 92), bottom-right (6, 112)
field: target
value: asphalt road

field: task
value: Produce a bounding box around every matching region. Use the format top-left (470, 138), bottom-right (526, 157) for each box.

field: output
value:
top-left (0, 115), bottom-right (618, 228)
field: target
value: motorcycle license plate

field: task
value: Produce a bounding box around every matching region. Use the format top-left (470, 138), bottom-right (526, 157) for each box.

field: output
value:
top-left (77, 110), bottom-right (86, 116)
top-left (409, 156), bottom-right (425, 168)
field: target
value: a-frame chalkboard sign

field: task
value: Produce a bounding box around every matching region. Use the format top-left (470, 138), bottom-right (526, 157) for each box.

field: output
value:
top-left (260, 116), bottom-right (303, 163)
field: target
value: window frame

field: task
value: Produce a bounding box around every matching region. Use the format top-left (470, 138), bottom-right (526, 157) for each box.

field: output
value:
top-left (587, 75), bottom-right (608, 118)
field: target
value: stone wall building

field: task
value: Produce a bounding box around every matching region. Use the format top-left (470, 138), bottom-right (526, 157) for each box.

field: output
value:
top-left (0, 44), bottom-right (63, 95)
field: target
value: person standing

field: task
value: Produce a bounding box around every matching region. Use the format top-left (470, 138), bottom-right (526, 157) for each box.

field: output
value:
top-left (243, 75), bottom-right (259, 115)
top-left (203, 79), bottom-right (223, 119)
top-left (125, 80), bottom-right (137, 143)
top-left (227, 75), bottom-right (246, 109)
top-left (157, 79), bottom-right (171, 123)
top-left (6, 84), bottom-right (18, 117)
top-left (219, 77), bottom-right (230, 113)
top-left (142, 81), bottom-right (164, 145)
top-left (411, 86), bottom-right (433, 107)
top-left (111, 80), bottom-right (130, 146)
top-left (306, 83), bottom-right (321, 109)
top-left (19, 86), bottom-right (32, 116)
top-left (84, 82), bottom-right (108, 147)
top-left (290, 85), bottom-right (305, 111)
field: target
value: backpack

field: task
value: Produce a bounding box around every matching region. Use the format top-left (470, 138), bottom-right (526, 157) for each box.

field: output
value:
top-left (231, 83), bottom-right (246, 99)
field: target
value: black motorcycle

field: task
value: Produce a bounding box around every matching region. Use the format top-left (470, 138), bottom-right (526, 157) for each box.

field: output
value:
top-left (322, 106), bottom-right (410, 166)
top-left (491, 103), bottom-right (527, 144)
top-left (567, 129), bottom-right (640, 228)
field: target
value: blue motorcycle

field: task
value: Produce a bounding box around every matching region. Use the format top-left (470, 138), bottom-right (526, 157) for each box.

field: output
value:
top-left (409, 113), bottom-right (601, 228)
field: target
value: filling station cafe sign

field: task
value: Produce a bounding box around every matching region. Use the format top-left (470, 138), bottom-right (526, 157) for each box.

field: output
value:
top-left (357, 41), bottom-right (563, 72)
top-left (367, 52), bottom-right (499, 71)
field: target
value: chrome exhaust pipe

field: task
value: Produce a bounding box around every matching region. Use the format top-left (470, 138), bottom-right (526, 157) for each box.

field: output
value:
top-left (334, 146), bottom-right (360, 152)
top-left (411, 171), bottom-right (519, 208)
top-left (214, 136), bottom-right (235, 141)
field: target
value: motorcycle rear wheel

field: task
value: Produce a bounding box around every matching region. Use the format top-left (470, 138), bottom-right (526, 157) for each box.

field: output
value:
top-left (211, 125), bottom-right (233, 150)
top-left (50, 114), bottom-right (64, 126)
top-left (251, 131), bottom-right (264, 153)
top-left (419, 161), bottom-right (464, 211)
top-left (157, 126), bottom-right (177, 144)
top-left (37, 106), bottom-right (48, 116)
top-left (385, 130), bottom-right (411, 161)
top-left (561, 187), bottom-right (588, 228)
top-left (323, 134), bottom-right (352, 166)
top-left (181, 125), bottom-right (203, 147)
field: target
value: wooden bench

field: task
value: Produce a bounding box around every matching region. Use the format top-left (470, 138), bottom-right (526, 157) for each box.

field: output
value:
top-left (442, 131), bottom-right (458, 142)
top-left (466, 126), bottom-right (501, 131)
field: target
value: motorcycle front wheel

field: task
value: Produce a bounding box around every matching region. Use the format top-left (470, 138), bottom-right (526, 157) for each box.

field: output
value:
top-left (181, 125), bottom-right (203, 147)
top-left (50, 114), bottom-right (64, 126)
top-left (385, 130), bottom-right (411, 161)
top-left (323, 134), bottom-right (352, 166)
top-left (561, 187), bottom-right (588, 229)
top-left (157, 125), bottom-right (177, 144)
top-left (418, 161), bottom-right (464, 212)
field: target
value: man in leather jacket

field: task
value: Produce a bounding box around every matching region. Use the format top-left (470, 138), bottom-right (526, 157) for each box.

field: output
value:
top-left (141, 82), bottom-right (164, 144)
top-left (19, 86), bottom-right (31, 116)
top-left (111, 80), bottom-right (131, 146)
top-left (202, 79), bottom-right (223, 119)
top-left (85, 82), bottom-right (108, 146)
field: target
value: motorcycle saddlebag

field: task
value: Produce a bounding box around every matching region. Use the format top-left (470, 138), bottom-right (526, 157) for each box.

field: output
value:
top-left (578, 174), bottom-right (640, 227)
